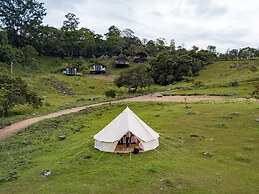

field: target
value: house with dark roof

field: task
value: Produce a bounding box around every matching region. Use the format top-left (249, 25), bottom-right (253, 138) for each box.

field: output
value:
top-left (134, 52), bottom-right (147, 63)
top-left (115, 57), bottom-right (129, 68)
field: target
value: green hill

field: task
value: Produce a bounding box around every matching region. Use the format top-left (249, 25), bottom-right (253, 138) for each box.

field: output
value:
top-left (1, 57), bottom-right (259, 125)
top-left (164, 59), bottom-right (259, 98)
top-left (0, 57), bottom-right (259, 193)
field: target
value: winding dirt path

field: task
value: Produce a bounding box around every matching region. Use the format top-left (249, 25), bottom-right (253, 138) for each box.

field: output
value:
top-left (0, 94), bottom-right (258, 141)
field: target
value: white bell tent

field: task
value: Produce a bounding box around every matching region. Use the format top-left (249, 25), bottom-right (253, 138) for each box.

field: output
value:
top-left (94, 107), bottom-right (159, 152)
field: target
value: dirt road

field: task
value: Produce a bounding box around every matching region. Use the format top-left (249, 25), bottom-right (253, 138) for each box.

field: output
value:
top-left (0, 94), bottom-right (257, 141)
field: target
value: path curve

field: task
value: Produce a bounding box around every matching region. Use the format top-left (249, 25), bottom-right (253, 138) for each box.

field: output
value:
top-left (0, 94), bottom-right (258, 141)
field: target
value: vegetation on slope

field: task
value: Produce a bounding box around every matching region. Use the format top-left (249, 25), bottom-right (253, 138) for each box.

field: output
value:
top-left (163, 59), bottom-right (259, 98)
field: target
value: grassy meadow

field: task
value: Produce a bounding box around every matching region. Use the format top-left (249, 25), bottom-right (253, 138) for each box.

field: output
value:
top-left (164, 59), bottom-right (259, 98)
top-left (0, 102), bottom-right (258, 193)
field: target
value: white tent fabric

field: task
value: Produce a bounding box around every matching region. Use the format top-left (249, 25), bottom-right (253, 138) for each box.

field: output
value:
top-left (94, 107), bottom-right (159, 152)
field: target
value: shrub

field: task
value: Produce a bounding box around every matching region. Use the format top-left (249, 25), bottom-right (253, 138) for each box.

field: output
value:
top-left (250, 64), bottom-right (258, 72)
top-left (105, 88), bottom-right (116, 98)
top-left (250, 84), bottom-right (259, 98)
top-left (192, 80), bottom-right (203, 88)
top-left (230, 80), bottom-right (239, 87)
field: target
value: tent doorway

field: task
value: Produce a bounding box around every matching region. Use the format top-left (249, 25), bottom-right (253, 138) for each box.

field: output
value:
top-left (115, 132), bottom-right (142, 153)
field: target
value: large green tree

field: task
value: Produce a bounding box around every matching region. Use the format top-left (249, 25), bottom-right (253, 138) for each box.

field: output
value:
top-left (114, 66), bottom-right (154, 93)
top-left (104, 25), bottom-right (122, 56)
top-left (0, 68), bottom-right (42, 116)
top-left (0, 0), bottom-right (46, 46)
top-left (61, 13), bottom-right (80, 31)
top-left (0, 44), bottom-right (23, 65)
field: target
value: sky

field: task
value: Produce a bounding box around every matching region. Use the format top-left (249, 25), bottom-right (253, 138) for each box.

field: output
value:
top-left (41, 0), bottom-right (259, 53)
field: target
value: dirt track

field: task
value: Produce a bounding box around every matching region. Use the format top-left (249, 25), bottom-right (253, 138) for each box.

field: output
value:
top-left (0, 94), bottom-right (258, 141)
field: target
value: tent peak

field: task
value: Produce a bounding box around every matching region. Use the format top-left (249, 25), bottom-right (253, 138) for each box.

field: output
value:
top-left (124, 106), bottom-right (132, 112)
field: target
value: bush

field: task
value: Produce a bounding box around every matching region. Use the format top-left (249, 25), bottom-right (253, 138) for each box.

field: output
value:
top-left (105, 88), bottom-right (116, 98)
top-left (192, 80), bottom-right (203, 88)
top-left (251, 84), bottom-right (259, 98)
top-left (250, 64), bottom-right (258, 72)
top-left (230, 80), bottom-right (239, 87)
top-left (183, 76), bottom-right (195, 82)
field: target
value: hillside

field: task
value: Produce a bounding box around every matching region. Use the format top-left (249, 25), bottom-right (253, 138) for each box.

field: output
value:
top-left (0, 56), bottom-right (163, 125)
top-left (1, 57), bottom-right (259, 126)
top-left (164, 59), bottom-right (259, 98)
top-left (0, 57), bottom-right (259, 193)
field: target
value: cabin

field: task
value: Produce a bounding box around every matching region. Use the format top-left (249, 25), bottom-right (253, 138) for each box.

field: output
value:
top-left (89, 64), bottom-right (106, 74)
top-left (63, 67), bottom-right (82, 76)
top-left (134, 52), bottom-right (147, 63)
top-left (63, 67), bottom-right (77, 76)
top-left (115, 57), bottom-right (129, 68)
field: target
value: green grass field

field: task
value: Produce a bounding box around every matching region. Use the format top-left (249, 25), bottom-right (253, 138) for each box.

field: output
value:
top-left (164, 59), bottom-right (259, 98)
top-left (0, 102), bottom-right (258, 193)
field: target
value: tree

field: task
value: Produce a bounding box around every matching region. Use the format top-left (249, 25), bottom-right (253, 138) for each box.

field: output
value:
top-left (0, 30), bottom-right (8, 45)
top-left (61, 13), bottom-right (80, 31)
top-left (114, 66), bottom-right (154, 93)
top-left (229, 49), bottom-right (239, 60)
top-left (0, 0), bottom-right (46, 46)
top-left (34, 26), bottom-right (65, 57)
top-left (145, 40), bottom-right (157, 56)
top-left (122, 28), bottom-right (135, 38)
top-left (105, 25), bottom-right (121, 39)
top-left (149, 52), bottom-right (175, 85)
top-left (238, 47), bottom-right (256, 60)
top-left (104, 25), bottom-right (122, 56)
top-left (0, 68), bottom-right (42, 116)
top-left (22, 45), bottom-right (39, 67)
top-left (0, 44), bottom-right (23, 65)
top-left (207, 45), bottom-right (216, 53)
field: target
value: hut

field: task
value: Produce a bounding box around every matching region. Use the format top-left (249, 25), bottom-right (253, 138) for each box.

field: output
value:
top-left (64, 67), bottom-right (77, 76)
top-left (115, 56), bottom-right (129, 68)
top-left (63, 67), bottom-right (82, 76)
top-left (89, 64), bottom-right (106, 74)
top-left (134, 52), bottom-right (147, 63)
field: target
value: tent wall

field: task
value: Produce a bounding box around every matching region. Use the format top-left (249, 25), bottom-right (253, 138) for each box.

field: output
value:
top-left (140, 138), bottom-right (159, 151)
top-left (94, 140), bottom-right (118, 152)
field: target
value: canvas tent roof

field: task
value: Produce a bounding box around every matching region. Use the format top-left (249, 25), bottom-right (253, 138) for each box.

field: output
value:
top-left (94, 107), bottom-right (159, 143)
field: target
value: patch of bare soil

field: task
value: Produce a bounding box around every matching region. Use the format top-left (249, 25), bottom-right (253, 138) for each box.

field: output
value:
top-left (40, 78), bottom-right (74, 96)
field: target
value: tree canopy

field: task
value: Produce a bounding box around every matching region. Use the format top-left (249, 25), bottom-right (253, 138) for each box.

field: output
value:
top-left (0, 68), bottom-right (42, 116)
top-left (114, 66), bottom-right (154, 93)
top-left (61, 13), bottom-right (80, 31)
top-left (0, 0), bottom-right (46, 46)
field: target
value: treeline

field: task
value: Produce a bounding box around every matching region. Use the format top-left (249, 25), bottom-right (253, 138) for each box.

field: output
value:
top-left (0, 0), bottom-right (259, 84)
top-left (1, 0), bottom-right (259, 59)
